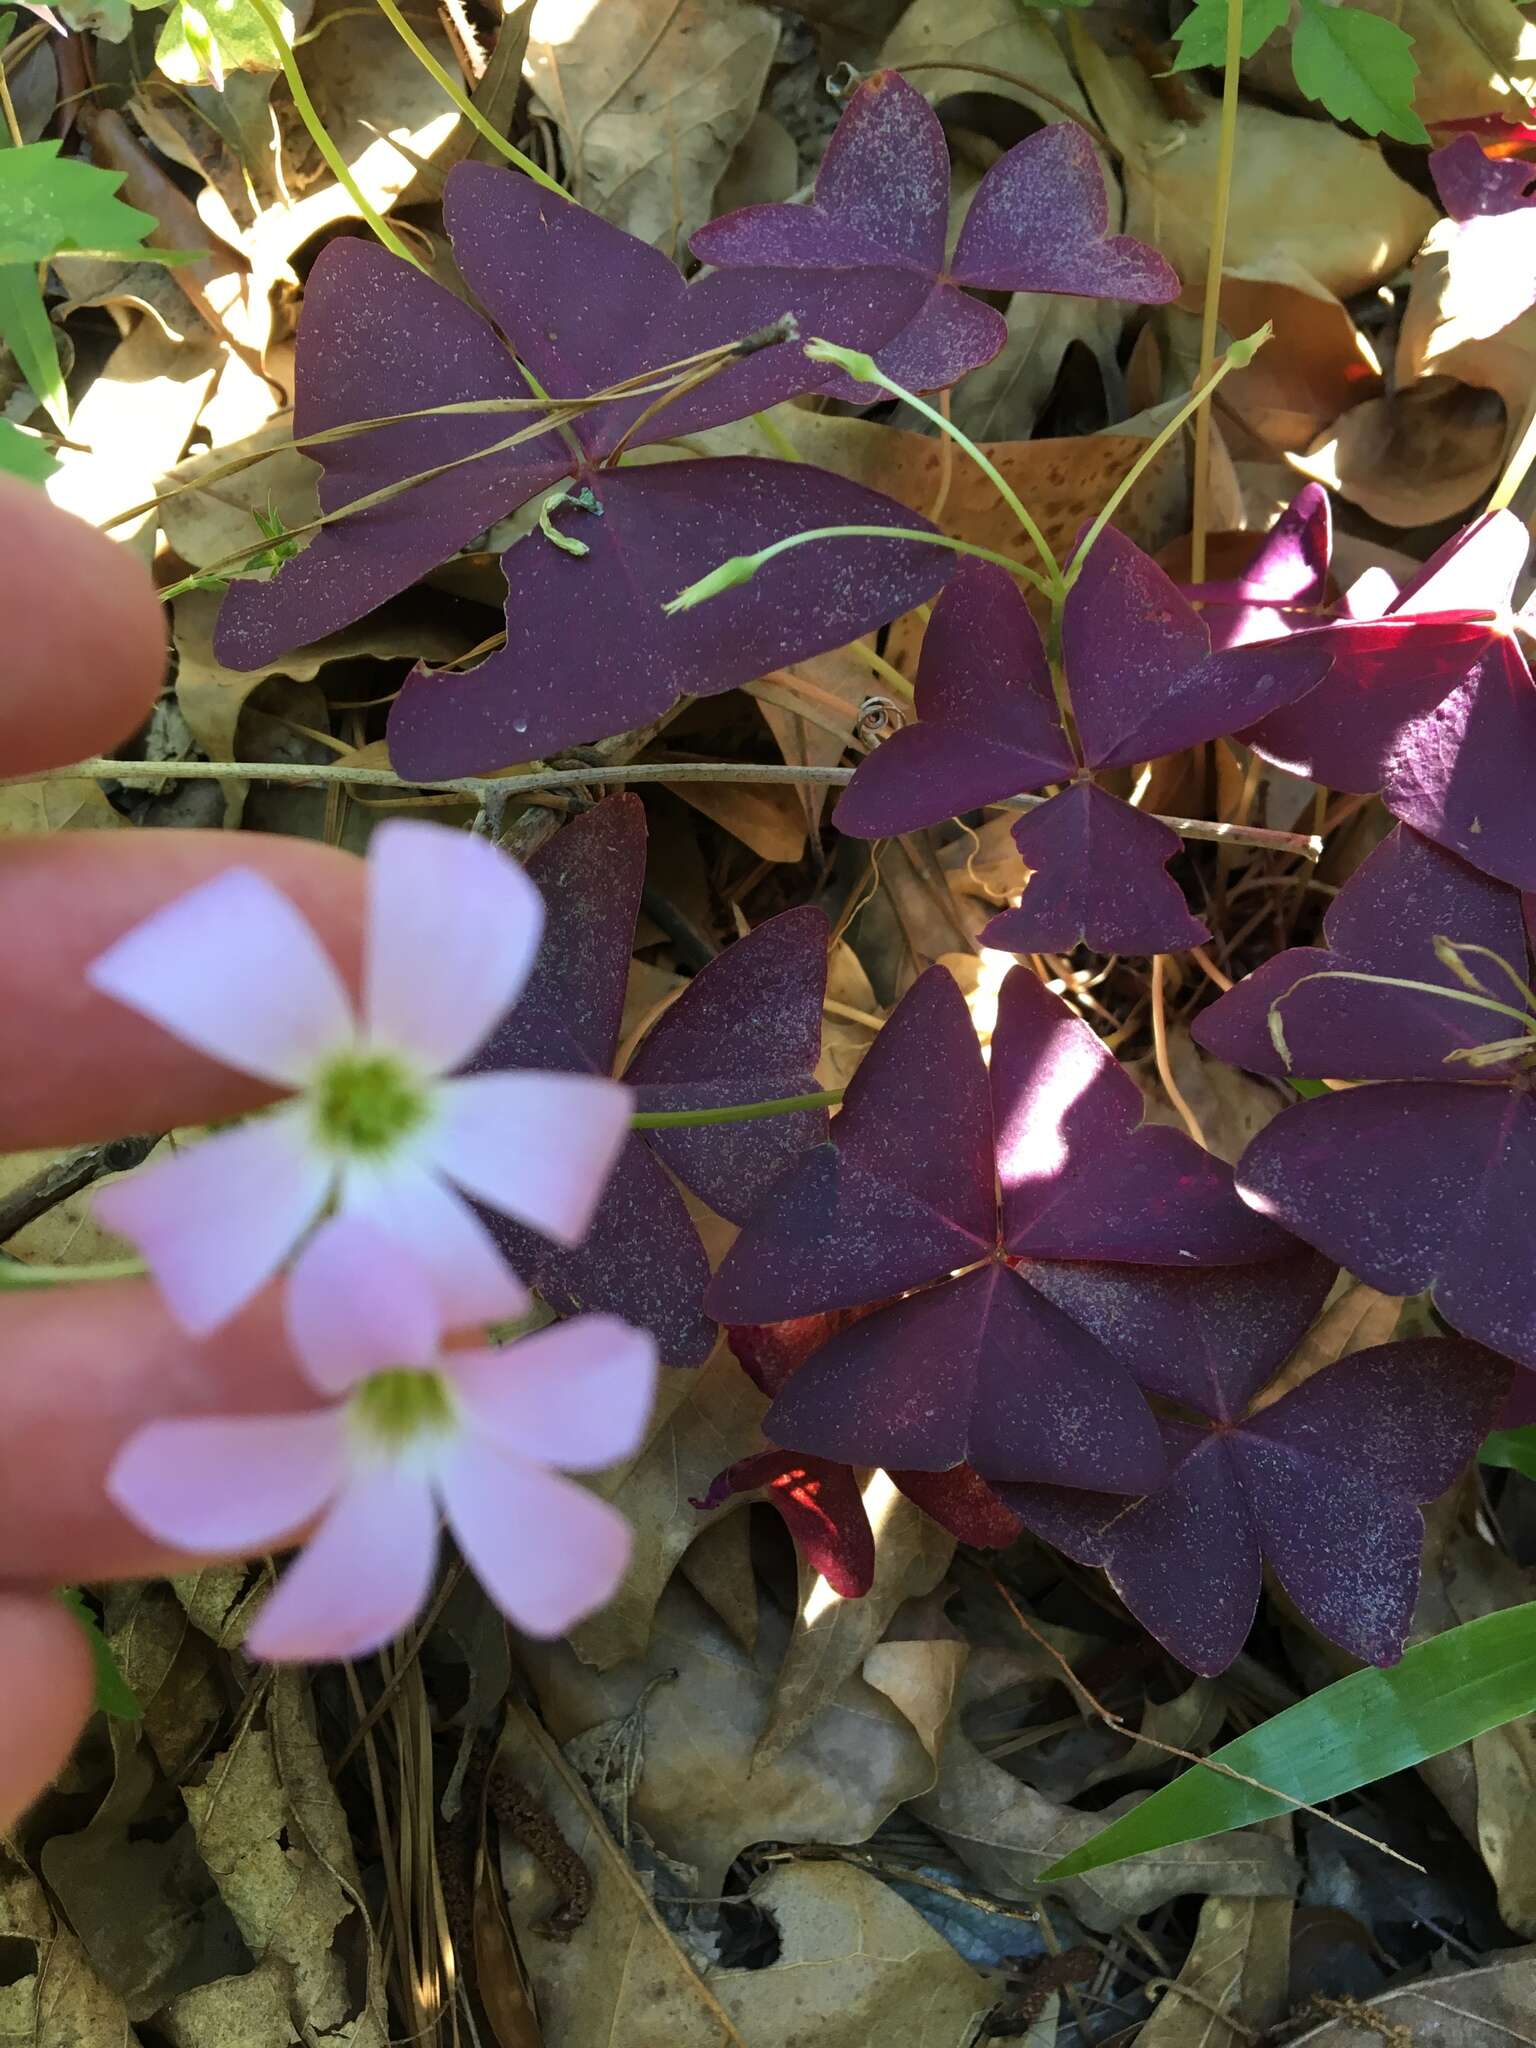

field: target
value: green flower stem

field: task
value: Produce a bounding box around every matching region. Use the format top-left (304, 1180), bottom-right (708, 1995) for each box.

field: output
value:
top-left (0, 1256), bottom-right (146, 1289)
top-left (805, 340), bottom-right (1064, 595)
top-left (373, 0), bottom-right (567, 196)
top-left (247, 0), bottom-right (421, 269)
top-left (630, 1089), bottom-right (843, 1129)
top-left (753, 409), bottom-right (805, 464)
top-left (1189, 0), bottom-right (1246, 583)
top-left (666, 526), bottom-right (1051, 615)
top-left (1062, 326), bottom-right (1270, 592)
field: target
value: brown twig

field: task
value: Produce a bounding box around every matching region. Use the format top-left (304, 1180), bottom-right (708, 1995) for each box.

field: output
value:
top-left (1151, 954), bottom-right (1207, 1148)
top-left (0, 1136), bottom-right (158, 1245)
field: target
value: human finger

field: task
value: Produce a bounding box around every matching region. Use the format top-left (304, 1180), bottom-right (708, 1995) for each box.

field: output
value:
top-left (0, 1593), bottom-right (94, 1830)
top-left (0, 477), bottom-right (165, 777)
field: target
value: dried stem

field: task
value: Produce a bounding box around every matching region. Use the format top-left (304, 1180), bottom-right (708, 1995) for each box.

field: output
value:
top-left (1151, 954), bottom-right (1207, 1149)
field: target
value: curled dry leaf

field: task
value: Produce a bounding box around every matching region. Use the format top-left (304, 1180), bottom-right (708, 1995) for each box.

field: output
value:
top-left (1136, 1844), bottom-right (1295, 2048)
top-left (1070, 24), bottom-right (1434, 303)
top-left (1285, 1944), bottom-right (1536, 2047)
top-left (526, 0), bottom-right (780, 257)
top-left (521, 1580), bottom-right (937, 1895)
top-left (0, 1841), bottom-right (134, 2048)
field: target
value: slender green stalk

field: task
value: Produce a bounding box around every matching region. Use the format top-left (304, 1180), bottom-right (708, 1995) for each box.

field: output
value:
top-left (1063, 327), bottom-right (1270, 591)
top-left (247, 0), bottom-right (420, 267)
top-left (0, 1257), bottom-right (146, 1288)
top-left (1189, 0), bottom-right (1245, 583)
top-left (805, 340), bottom-right (1064, 593)
top-left (631, 1089), bottom-right (843, 1129)
top-left (372, 0), bottom-right (566, 197)
top-left (859, 642), bottom-right (915, 703)
top-left (753, 409), bottom-right (805, 464)
top-left (667, 525), bottom-right (1052, 615)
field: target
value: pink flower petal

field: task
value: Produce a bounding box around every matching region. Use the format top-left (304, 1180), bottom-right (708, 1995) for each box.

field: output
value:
top-left (339, 1158), bottom-right (529, 1326)
top-left (96, 1111), bottom-right (331, 1336)
top-left (448, 1316), bottom-right (658, 1471)
top-left (285, 1215), bottom-right (444, 1395)
top-left (363, 820), bottom-right (545, 1073)
top-left (440, 1440), bottom-right (632, 1638)
top-left (245, 1464), bottom-right (441, 1661)
top-left (430, 1072), bottom-right (631, 1246)
top-left (87, 868), bottom-right (353, 1088)
top-left (108, 1410), bottom-right (347, 1553)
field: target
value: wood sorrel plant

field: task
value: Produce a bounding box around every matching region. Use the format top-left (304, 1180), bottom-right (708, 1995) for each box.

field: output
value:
top-left (75, 59), bottom-right (1536, 1726)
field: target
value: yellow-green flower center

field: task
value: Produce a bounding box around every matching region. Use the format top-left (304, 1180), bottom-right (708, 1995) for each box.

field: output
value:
top-left (349, 1368), bottom-right (456, 1449)
top-left (311, 1051), bottom-right (429, 1157)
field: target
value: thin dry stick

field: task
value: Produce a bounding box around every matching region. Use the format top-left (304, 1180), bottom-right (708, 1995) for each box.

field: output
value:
top-left (1151, 953), bottom-right (1208, 1149)
top-left (16, 756), bottom-right (1323, 856)
top-left (981, 1570), bottom-right (1425, 1876)
top-left (1189, 0), bottom-right (1245, 582)
top-left (0, 53), bottom-right (22, 146)
top-left (1189, 944), bottom-right (1235, 995)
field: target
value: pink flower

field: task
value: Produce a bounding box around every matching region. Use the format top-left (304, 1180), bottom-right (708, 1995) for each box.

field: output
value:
top-left (90, 820), bottom-right (631, 1335)
top-left (107, 1219), bottom-right (659, 1659)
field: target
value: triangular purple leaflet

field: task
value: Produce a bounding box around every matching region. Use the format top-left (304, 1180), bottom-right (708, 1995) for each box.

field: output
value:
top-left (1192, 826), bottom-right (1532, 1080)
top-left (1004, 1335), bottom-right (1509, 1674)
top-left (708, 966), bottom-right (995, 1322)
top-left (214, 239), bottom-right (568, 669)
top-left (832, 563), bottom-right (1073, 839)
top-left (386, 456), bottom-right (952, 777)
top-left (981, 784), bottom-right (1211, 958)
top-left (469, 797), bottom-right (828, 1364)
top-left (626, 905), bottom-right (830, 1224)
top-left (1236, 1084), bottom-right (1536, 1368)
top-left (1431, 133), bottom-right (1536, 219)
top-left (691, 70), bottom-right (1177, 400)
top-left (992, 966), bottom-right (1292, 1265)
top-left (762, 1262), bottom-right (1168, 1490)
top-left (1184, 484), bottom-right (1332, 651)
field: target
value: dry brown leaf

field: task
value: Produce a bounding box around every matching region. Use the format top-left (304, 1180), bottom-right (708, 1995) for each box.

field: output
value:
top-left (664, 777), bottom-right (807, 862)
top-left (178, 1670), bottom-right (387, 2041)
top-left (752, 645), bottom-right (873, 835)
top-left (819, 939), bottom-right (884, 1090)
top-left (1251, 1277), bottom-right (1404, 1414)
top-left (755, 1480), bottom-right (956, 1765)
top-left (907, 1666), bottom-right (1296, 1934)
top-left (1137, 1843), bottom-right (1295, 2048)
top-left (712, 1861), bottom-right (996, 2046)
top-left (493, 1703), bottom-right (746, 2048)
top-left (1398, 222), bottom-right (1535, 480)
top-left (1411, 1514), bottom-right (1536, 1937)
top-left (564, 1345), bottom-right (769, 1670)
top-left (101, 1583), bottom-right (223, 1783)
top-left (160, 424), bottom-right (320, 573)
top-left (1076, 1678), bottom-right (1228, 1797)
top-left (526, 0), bottom-right (780, 258)
top-left (522, 1580), bottom-right (937, 1893)
top-left (853, 831), bottom-right (985, 1003)
top-left (1293, 378), bottom-right (1509, 526)
top-left (863, 1637), bottom-right (968, 1768)
top-left (713, 110), bottom-right (800, 215)
top-left (678, 1508), bottom-right (760, 1653)
top-left (1070, 26), bottom-right (1434, 304)
top-left (0, 1841), bottom-right (138, 2048)
top-left (1287, 1945), bottom-right (1536, 2046)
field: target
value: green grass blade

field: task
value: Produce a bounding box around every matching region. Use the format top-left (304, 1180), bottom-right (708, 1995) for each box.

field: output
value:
top-left (0, 261), bottom-right (67, 430)
top-left (1040, 1607), bottom-right (1536, 1881)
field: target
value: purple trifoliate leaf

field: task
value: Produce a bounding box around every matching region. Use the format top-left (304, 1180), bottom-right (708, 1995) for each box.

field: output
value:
top-left (763, 1262), bottom-right (1167, 1490)
top-left (1193, 826), bottom-right (1532, 1080)
top-left (1236, 1082), bottom-right (1536, 1369)
top-left (707, 966), bottom-right (995, 1322)
top-left (992, 966), bottom-right (1293, 1265)
top-left (1062, 528), bottom-right (1333, 771)
top-left (627, 906), bottom-right (830, 1223)
top-left (981, 784), bottom-right (1211, 958)
top-left (691, 70), bottom-right (1175, 401)
top-left (443, 162), bottom-right (931, 445)
top-left (214, 240), bottom-right (569, 670)
top-left (387, 457), bottom-right (951, 777)
top-left (833, 563), bottom-right (1073, 839)
top-left (1184, 484), bottom-right (1332, 651)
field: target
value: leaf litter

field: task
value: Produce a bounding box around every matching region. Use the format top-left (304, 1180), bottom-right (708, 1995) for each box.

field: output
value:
top-left (13, 0), bottom-right (1536, 2043)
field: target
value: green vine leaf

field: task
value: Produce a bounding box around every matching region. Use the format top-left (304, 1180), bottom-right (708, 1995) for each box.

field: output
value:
top-left (0, 140), bottom-right (160, 267)
top-left (57, 1589), bottom-right (142, 1722)
top-left (1291, 0), bottom-right (1430, 146)
top-left (0, 419), bottom-right (57, 483)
